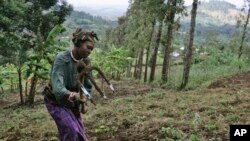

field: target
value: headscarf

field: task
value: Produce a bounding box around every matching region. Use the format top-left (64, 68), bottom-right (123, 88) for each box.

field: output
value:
top-left (72, 28), bottom-right (99, 45)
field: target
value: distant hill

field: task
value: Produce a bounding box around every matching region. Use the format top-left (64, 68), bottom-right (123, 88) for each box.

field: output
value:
top-left (64, 1), bottom-right (245, 44)
top-left (74, 5), bottom-right (127, 21)
top-left (63, 10), bottom-right (117, 41)
top-left (186, 0), bottom-right (240, 25)
top-left (180, 0), bottom-right (243, 41)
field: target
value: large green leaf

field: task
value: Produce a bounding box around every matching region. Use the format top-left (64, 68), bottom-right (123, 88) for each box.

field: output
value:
top-left (44, 24), bottom-right (65, 49)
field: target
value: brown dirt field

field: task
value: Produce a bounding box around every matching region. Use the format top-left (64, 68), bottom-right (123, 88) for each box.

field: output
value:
top-left (1, 75), bottom-right (250, 141)
top-left (92, 79), bottom-right (152, 100)
top-left (208, 71), bottom-right (250, 89)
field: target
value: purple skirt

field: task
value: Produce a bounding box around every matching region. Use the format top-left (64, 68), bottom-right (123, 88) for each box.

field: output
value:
top-left (44, 96), bottom-right (89, 141)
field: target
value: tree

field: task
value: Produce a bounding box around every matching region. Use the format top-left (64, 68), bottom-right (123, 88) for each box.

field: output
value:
top-left (149, 22), bottom-right (163, 82)
top-left (180, 0), bottom-right (199, 89)
top-left (124, 0), bottom-right (166, 82)
top-left (144, 19), bottom-right (156, 82)
top-left (26, 26), bottom-right (66, 104)
top-left (24, 0), bottom-right (72, 104)
top-left (162, 0), bottom-right (178, 82)
top-left (141, 0), bottom-right (166, 82)
top-left (0, 0), bottom-right (29, 104)
top-left (0, 0), bottom-right (72, 104)
top-left (238, 0), bottom-right (250, 70)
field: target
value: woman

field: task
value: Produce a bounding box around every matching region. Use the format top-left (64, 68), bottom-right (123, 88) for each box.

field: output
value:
top-left (43, 28), bottom-right (98, 141)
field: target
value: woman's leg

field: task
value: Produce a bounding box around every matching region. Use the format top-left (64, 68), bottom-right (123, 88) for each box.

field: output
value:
top-left (44, 97), bottom-right (88, 141)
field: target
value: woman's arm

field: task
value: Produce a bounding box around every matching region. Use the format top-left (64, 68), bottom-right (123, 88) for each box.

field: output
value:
top-left (51, 53), bottom-right (71, 101)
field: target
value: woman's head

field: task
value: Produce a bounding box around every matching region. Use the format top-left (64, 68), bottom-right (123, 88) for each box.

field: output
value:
top-left (72, 28), bottom-right (98, 58)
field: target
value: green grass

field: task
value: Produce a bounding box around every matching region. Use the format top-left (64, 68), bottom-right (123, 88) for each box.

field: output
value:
top-left (1, 87), bottom-right (249, 140)
top-left (153, 63), bottom-right (250, 89)
top-left (0, 103), bottom-right (58, 141)
top-left (88, 87), bottom-right (249, 140)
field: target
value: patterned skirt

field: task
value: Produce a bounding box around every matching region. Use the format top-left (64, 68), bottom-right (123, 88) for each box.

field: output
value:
top-left (44, 96), bottom-right (89, 141)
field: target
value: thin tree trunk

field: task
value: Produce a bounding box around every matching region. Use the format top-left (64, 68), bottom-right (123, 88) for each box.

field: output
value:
top-left (162, 0), bottom-right (177, 82)
top-left (134, 52), bottom-right (139, 79)
top-left (180, 0), bottom-right (198, 89)
top-left (28, 74), bottom-right (38, 105)
top-left (17, 67), bottom-right (24, 104)
top-left (127, 61), bottom-right (132, 77)
top-left (129, 62), bottom-right (132, 77)
top-left (238, 3), bottom-right (250, 70)
top-left (138, 50), bottom-right (144, 80)
top-left (25, 80), bottom-right (28, 97)
top-left (1, 87), bottom-right (3, 93)
top-left (144, 19), bottom-right (156, 82)
top-left (144, 47), bottom-right (150, 82)
top-left (149, 21), bottom-right (163, 82)
top-left (10, 79), bottom-right (13, 92)
top-left (28, 62), bottom-right (39, 105)
top-left (126, 63), bottom-right (130, 77)
top-left (112, 68), bottom-right (115, 79)
top-left (0, 79), bottom-right (3, 93)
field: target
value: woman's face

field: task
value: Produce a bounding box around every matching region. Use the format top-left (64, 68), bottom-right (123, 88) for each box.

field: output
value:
top-left (77, 41), bottom-right (94, 58)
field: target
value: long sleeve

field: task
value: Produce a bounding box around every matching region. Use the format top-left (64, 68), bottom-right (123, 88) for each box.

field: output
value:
top-left (51, 54), bottom-right (70, 101)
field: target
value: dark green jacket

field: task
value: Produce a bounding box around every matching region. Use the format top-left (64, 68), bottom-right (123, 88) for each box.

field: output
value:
top-left (50, 49), bottom-right (92, 102)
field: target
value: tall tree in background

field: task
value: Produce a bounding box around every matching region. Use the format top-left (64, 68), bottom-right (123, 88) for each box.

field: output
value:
top-left (123, 0), bottom-right (165, 80)
top-left (148, 0), bottom-right (166, 82)
top-left (180, 0), bottom-right (198, 89)
top-left (162, 0), bottom-right (177, 82)
top-left (25, 0), bottom-right (72, 104)
top-left (162, 0), bottom-right (186, 82)
top-left (144, 19), bottom-right (156, 82)
top-left (149, 22), bottom-right (163, 82)
top-left (105, 0), bottom-right (167, 81)
top-left (0, 0), bottom-right (29, 104)
top-left (143, 0), bottom-right (166, 82)
top-left (0, 0), bottom-right (72, 104)
top-left (238, 0), bottom-right (250, 70)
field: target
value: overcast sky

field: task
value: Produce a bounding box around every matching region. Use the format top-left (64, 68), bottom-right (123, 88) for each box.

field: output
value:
top-left (67, 0), bottom-right (245, 8)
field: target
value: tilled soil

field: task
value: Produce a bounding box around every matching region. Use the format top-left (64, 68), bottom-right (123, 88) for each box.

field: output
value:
top-left (92, 79), bottom-right (153, 100)
top-left (208, 71), bottom-right (250, 89)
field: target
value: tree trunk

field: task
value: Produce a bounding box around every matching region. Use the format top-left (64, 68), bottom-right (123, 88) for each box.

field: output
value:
top-left (180, 0), bottom-right (198, 89)
top-left (28, 63), bottom-right (39, 105)
top-left (17, 67), bottom-right (24, 104)
top-left (149, 21), bottom-right (163, 82)
top-left (134, 52), bottom-right (139, 79)
top-left (25, 80), bottom-right (28, 97)
top-left (144, 47), bottom-right (150, 82)
top-left (1, 87), bottom-right (3, 93)
top-left (127, 61), bottom-right (132, 77)
top-left (10, 79), bottom-right (13, 92)
top-left (28, 74), bottom-right (38, 105)
top-left (144, 19), bottom-right (156, 82)
top-left (162, 0), bottom-right (177, 82)
top-left (238, 3), bottom-right (250, 70)
top-left (138, 50), bottom-right (144, 80)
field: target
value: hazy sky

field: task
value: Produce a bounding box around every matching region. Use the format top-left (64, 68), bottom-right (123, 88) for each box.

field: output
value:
top-left (67, 0), bottom-right (129, 7)
top-left (67, 0), bottom-right (245, 8)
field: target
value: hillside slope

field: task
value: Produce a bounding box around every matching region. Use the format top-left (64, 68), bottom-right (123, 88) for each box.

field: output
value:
top-left (1, 80), bottom-right (249, 140)
top-left (62, 11), bottom-right (117, 39)
top-left (180, 0), bottom-right (244, 39)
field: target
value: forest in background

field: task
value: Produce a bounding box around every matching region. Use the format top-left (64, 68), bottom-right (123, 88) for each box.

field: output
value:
top-left (0, 0), bottom-right (250, 140)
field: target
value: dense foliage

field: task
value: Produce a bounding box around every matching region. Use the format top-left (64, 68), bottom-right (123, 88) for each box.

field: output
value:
top-left (0, 0), bottom-right (249, 103)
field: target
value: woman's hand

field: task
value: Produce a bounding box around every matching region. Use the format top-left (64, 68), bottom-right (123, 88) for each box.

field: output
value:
top-left (69, 92), bottom-right (86, 104)
top-left (68, 92), bottom-right (78, 101)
